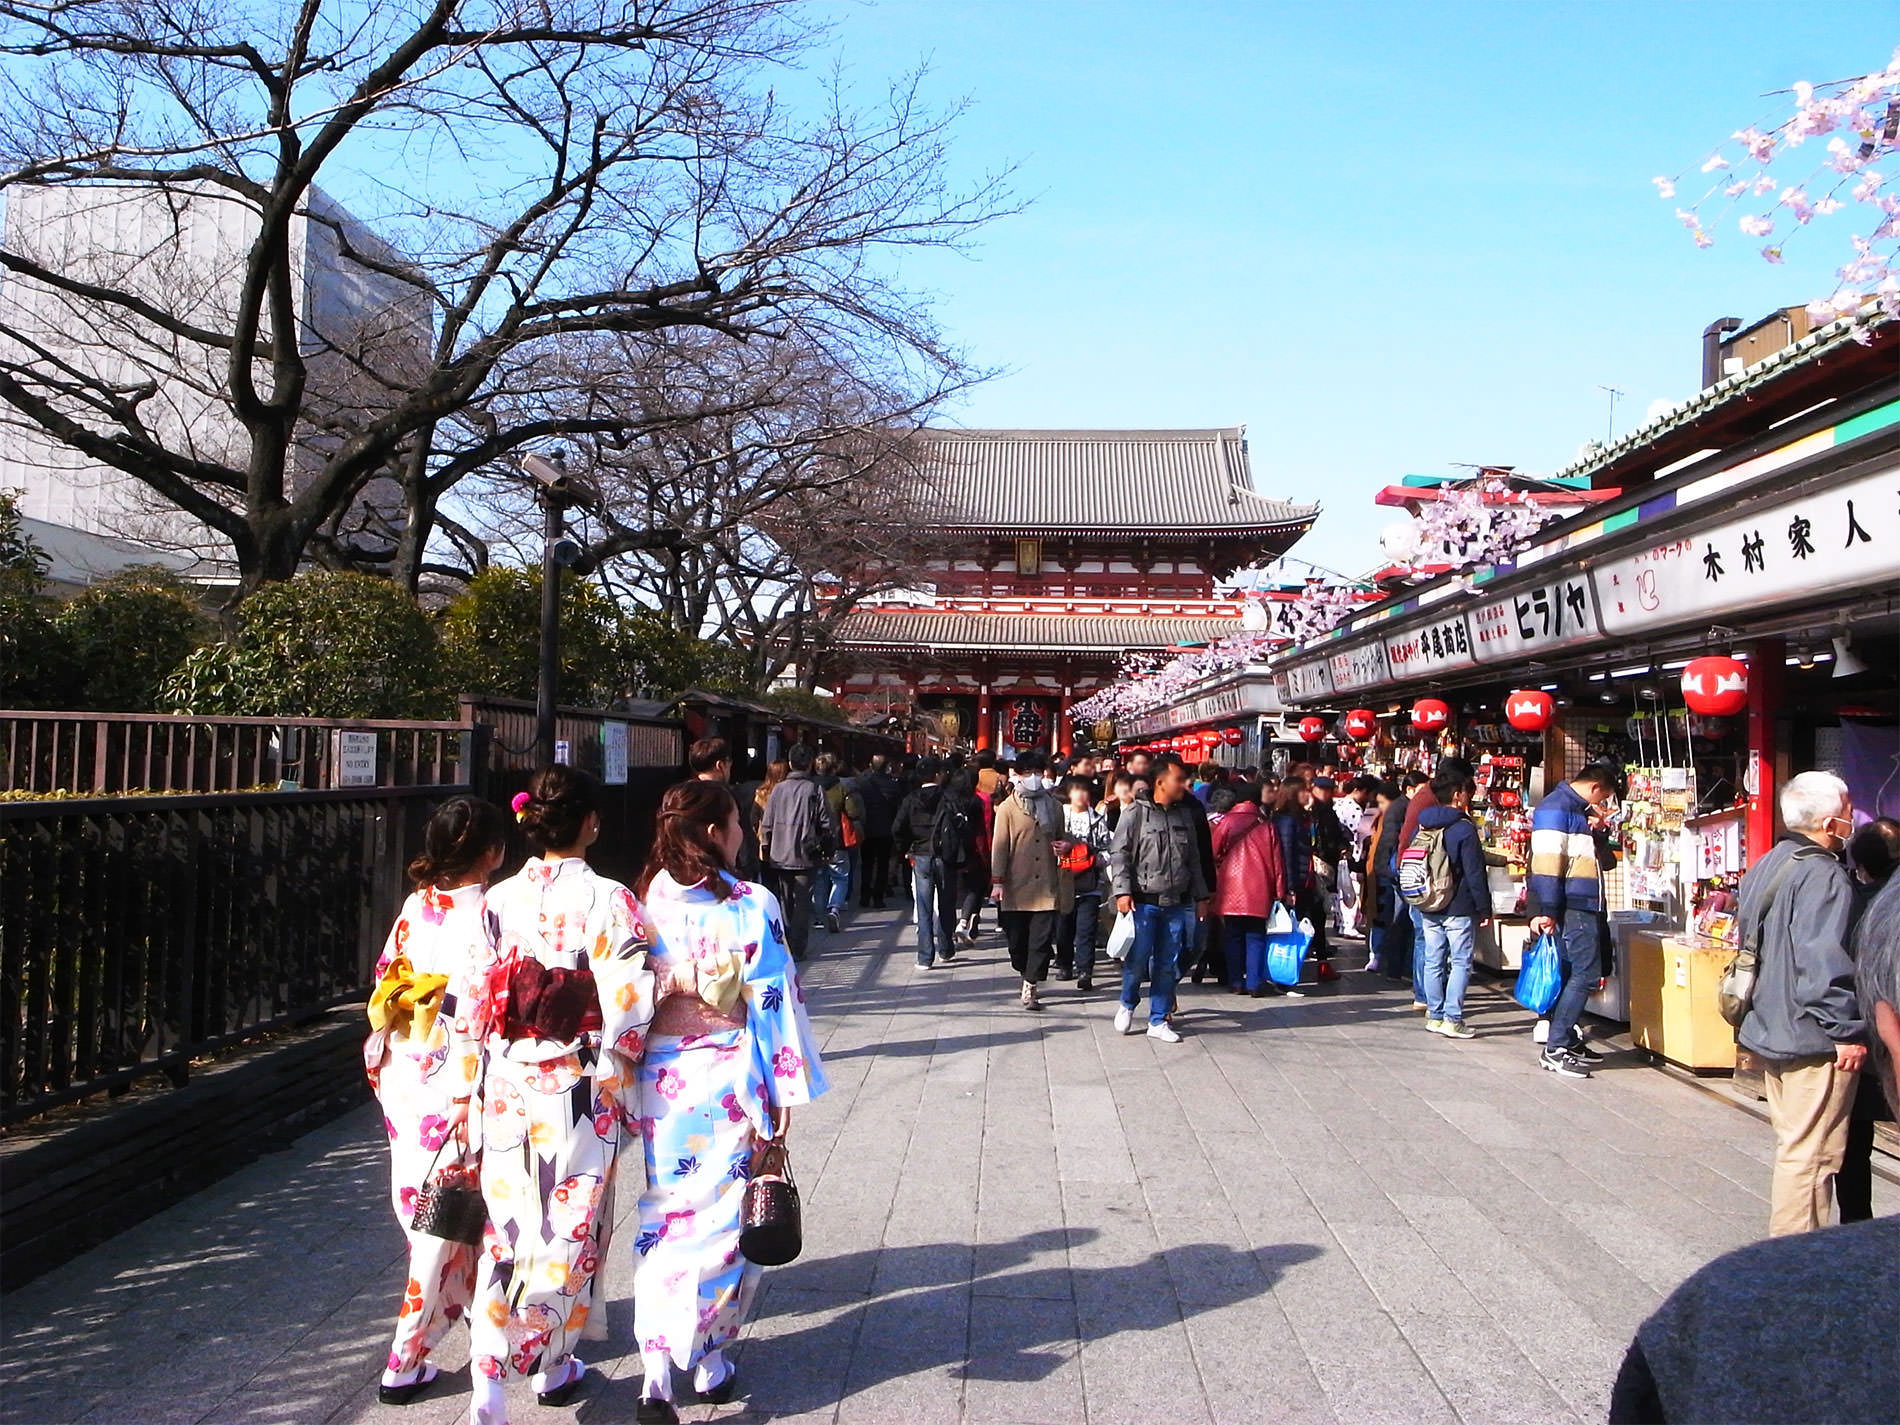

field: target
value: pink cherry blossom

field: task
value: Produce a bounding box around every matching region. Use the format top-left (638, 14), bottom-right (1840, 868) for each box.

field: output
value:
top-left (1739, 214), bottom-right (1774, 237)
top-left (1652, 176), bottom-right (1676, 199)
top-left (1700, 154), bottom-right (1730, 173)
top-left (1762, 245), bottom-right (1785, 264)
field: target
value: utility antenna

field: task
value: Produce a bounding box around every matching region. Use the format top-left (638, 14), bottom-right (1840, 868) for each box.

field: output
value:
top-left (1598, 385), bottom-right (1626, 442)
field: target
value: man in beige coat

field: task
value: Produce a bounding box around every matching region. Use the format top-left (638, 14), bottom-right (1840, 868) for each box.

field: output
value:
top-left (990, 749), bottom-right (1073, 1011)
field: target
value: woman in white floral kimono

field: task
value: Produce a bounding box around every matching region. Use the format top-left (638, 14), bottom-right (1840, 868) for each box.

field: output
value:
top-left (366, 796), bottom-right (510, 1407)
top-left (464, 767), bottom-right (703, 1425)
top-left (630, 779), bottom-right (830, 1422)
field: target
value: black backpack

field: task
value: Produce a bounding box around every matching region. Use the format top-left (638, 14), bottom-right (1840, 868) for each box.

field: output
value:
top-left (930, 795), bottom-right (974, 867)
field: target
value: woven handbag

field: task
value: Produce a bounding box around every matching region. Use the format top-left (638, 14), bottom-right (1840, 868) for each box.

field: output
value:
top-left (739, 1138), bottom-right (802, 1266)
top-left (410, 1144), bottom-right (486, 1246)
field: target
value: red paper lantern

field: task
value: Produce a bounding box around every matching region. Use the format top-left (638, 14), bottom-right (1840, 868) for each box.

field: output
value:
top-left (1200, 730), bottom-right (1223, 748)
top-left (1343, 708), bottom-right (1378, 740)
top-left (1503, 689), bottom-right (1555, 733)
top-left (1298, 715), bottom-right (1329, 743)
top-left (1494, 789), bottom-right (1523, 810)
top-left (1171, 735), bottom-right (1193, 752)
top-left (1411, 698), bottom-right (1452, 734)
top-left (1681, 656), bottom-right (1748, 717)
top-left (1221, 726), bottom-right (1244, 747)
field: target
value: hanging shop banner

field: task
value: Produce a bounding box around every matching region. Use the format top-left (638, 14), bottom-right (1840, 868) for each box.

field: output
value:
top-left (1277, 659), bottom-right (1333, 702)
top-left (1382, 612), bottom-right (1475, 679)
top-left (1327, 641), bottom-right (1391, 694)
top-left (1595, 466), bottom-right (1900, 635)
top-left (1469, 571), bottom-right (1602, 664)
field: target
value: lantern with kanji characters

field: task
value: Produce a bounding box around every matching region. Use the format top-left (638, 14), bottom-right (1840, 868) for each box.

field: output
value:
top-left (1504, 689), bottom-right (1555, 733)
top-left (1343, 708), bottom-right (1378, 740)
top-left (1411, 698), bottom-right (1452, 734)
top-left (1298, 715), bottom-right (1329, 743)
top-left (1681, 656), bottom-right (1748, 717)
top-left (1221, 726), bottom-right (1244, 747)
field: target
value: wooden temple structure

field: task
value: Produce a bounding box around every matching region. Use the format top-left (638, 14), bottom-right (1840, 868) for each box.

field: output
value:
top-left (823, 428), bottom-right (1317, 754)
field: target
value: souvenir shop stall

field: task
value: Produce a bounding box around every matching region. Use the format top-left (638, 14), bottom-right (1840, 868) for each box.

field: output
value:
top-left (1270, 353), bottom-right (1900, 1076)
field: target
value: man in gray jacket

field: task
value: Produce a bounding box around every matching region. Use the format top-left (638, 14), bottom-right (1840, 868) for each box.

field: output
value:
top-left (1109, 754), bottom-right (1211, 1043)
top-left (758, 743), bottom-right (835, 962)
top-left (1734, 769), bottom-right (1867, 1235)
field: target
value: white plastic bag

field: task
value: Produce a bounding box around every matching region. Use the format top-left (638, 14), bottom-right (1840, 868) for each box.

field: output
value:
top-left (1266, 902), bottom-right (1294, 937)
top-left (1105, 910), bottom-right (1135, 961)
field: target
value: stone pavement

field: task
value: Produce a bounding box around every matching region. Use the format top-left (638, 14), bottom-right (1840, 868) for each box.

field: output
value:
top-left (4, 907), bottom-right (1892, 1425)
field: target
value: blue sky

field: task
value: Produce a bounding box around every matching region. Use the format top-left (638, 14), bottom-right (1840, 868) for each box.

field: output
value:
top-left (813, 1), bottom-right (1898, 578)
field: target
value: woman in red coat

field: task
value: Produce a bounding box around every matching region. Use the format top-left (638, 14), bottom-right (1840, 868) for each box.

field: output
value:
top-left (1211, 786), bottom-right (1290, 994)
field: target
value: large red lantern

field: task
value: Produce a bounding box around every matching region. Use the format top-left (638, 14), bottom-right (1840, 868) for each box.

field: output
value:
top-left (1171, 735), bottom-right (1193, 752)
top-left (1298, 715), bottom-right (1329, 743)
top-left (1411, 698), bottom-right (1453, 734)
top-left (1504, 689), bottom-right (1556, 733)
top-left (1221, 726), bottom-right (1244, 747)
top-left (1200, 729), bottom-right (1223, 749)
top-left (1681, 656), bottom-right (1748, 717)
top-left (1343, 708), bottom-right (1378, 740)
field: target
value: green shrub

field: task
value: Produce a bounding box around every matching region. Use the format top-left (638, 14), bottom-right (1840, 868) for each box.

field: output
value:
top-left (437, 566), bottom-right (628, 705)
top-left (619, 613), bottom-right (752, 699)
top-left (57, 568), bottom-right (205, 711)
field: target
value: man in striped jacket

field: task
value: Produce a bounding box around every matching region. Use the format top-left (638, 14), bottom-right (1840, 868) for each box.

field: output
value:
top-left (1527, 764), bottom-right (1622, 1079)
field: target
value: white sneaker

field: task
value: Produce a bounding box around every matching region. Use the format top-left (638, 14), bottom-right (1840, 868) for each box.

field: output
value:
top-left (1113, 1006), bottom-right (1135, 1035)
top-left (1146, 1022), bottom-right (1182, 1044)
top-left (1533, 1018), bottom-right (1551, 1045)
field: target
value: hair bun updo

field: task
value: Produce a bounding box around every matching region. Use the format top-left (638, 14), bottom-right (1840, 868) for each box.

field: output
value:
top-left (518, 765), bottom-right (602, 852)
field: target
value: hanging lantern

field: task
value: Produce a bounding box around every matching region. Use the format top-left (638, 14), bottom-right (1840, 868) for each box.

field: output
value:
top-left (1681, 656), bottom-right (1748, 717)
top-left (1343, 708), bottom-right (1379, 740)
top-left (1298, 715), bottom-right (1329, 743)
top-left (1494, 788), bottom-right (1523, 810)
top-left (1503, 689), bottom-right (1556, 732)
top-left (1221, 726), bottom-right (1244, 747)
top-left (1411, 698), bottom-right (1453, 734)
top-left (1200, 729), bottom-right (1223, 749)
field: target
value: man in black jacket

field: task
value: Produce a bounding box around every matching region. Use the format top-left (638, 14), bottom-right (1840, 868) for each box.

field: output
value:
top-left (853, 754), bottom-right (904, 910)
top-left (892, 760), bottom-right (976, 969)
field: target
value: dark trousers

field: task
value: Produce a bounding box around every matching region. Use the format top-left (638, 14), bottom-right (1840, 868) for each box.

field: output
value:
top-left (1001, 909), bottom-right (1056, 983)
top-left (1056, 893), bottom-right (1101, 979)
top-left (777, 868), bottom-right (816, 960)
top-left (1837, 1074), bottom-right (1892, 1222)
top-left (1372, 880), bottom-right (1414, 981)
top-left (1296, 887), bottom-right (1331, 960)
top-left (1545, 908), bottom-right (1603, 1051)
top-left (858, 836), bottom-right (894, 906)
top-left (959, 870), bottom-right (988, 932)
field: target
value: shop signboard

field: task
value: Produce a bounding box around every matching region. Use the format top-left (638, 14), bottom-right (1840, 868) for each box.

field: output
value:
top-left (1468, 572), bottom-right (1601, 664)
top-left (1382, 612), bottom-right (1475, 679)
top-left (1595, 466), bottom-right (1900, 635)
top-left (1327, 641), bottom-right (1390, 693)
top-left (1277, 659), bottom-right (1332, 702)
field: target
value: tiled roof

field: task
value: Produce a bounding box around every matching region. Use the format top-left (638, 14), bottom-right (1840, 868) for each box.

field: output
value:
top-left (831, 609), bottom-right (1243, 651)
top-left (913, 428), bottom-right (1317, 534)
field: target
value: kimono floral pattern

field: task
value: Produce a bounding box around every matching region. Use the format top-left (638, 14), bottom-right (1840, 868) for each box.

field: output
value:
top-left (632, 871), bottom-right (828, 1372)
top-left (466, 856), bottom-right (660, 1388)
top-left (366, 883), bottom-right (494, 1377)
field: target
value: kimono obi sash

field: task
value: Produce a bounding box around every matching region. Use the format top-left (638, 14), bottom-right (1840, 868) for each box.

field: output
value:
top-left (499, 959), bottom-right (602, 1044)
top-left (368, 955), bottom-right (450, 1042)
top-left (651, 992), bottom-right (746, 1039)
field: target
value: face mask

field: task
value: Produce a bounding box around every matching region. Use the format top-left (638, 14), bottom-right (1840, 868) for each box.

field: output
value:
top-left (1018, 774), bottom-right (1044, 792)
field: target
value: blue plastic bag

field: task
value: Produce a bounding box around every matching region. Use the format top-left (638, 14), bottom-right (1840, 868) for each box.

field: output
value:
top-left (1513, 931), bottom-right (1563, 1015)
top-left (1265, 915), bottom-right (1312, 987)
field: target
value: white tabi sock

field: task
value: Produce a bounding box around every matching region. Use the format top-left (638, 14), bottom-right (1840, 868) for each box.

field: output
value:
top-left (694, 1350), bottom-right (733, 1395)
top-left (529, 1356), bottom-right (583, 1396)
top-left (380, 1361), bottom-right (438, 1389)
top-left (640, 1351), bottom-right (675, 1401)
top-left (468, 1373), bottom-right (507, 1425)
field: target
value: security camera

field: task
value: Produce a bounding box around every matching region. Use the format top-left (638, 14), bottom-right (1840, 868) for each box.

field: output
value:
top-left (550, 537), bottom-right (584, 568)
top-left (519, 451), bottom-right (601, 512)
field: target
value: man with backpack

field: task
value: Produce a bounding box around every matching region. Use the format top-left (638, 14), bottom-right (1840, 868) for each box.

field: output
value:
top-left (893, 761), bottom-right (978, 969)
top-left (758, 742), bottom-right (835, 962)
top-left (1734, 770), bottom-right (1867, 1235)
top-left (1404, 769), bottom-right (1491, 1040)
top-left (1527, 762), bottom-right (1621, 1078)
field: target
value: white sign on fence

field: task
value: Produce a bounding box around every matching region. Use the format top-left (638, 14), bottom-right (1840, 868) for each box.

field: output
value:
top-left (602, 722), bottom-right (630, 785)
top-left (331, 730), bottom-right (378, 787)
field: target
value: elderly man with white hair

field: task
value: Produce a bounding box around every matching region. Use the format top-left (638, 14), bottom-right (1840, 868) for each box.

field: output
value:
top-left (1734, 769), bottom-right (1867, 1236)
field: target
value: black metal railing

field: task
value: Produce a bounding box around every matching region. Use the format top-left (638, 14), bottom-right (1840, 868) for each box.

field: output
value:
top-left (0, 787), bottom-right (447, 1124)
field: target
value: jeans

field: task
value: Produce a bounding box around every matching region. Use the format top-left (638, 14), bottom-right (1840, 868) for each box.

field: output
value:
top-left (1056, 893), bottom-right (1101, 979)
top-left (1227, 914), bottom-right (1267, 991)
top-left (1409, 905), bottom-right (1427, 1003)
top-left (815, 849), bottom-right (852, 917)
top-left (1545, 908), bottom-right (1603, 1051)
top-left (908, 854), bottom-right (957, 965)
top-left (1002, 909), bottom-right (1057, 984)
top-left (859, 836), bottom-right (895, 906)
top-left (1418, 912), bottom-right (1477, 1023)
top-left (777, 869), bottom-right (815, 960)
top-left (1122, 902), bottom-right (1195, 1026)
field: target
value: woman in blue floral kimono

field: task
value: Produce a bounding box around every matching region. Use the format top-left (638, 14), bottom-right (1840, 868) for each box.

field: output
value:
top-left (631, 780), bottom-right (829, 1422)
top-left (366, 796), bottom-right (509, 1406)
top-left (464, 767), bottom-right (703, 1425)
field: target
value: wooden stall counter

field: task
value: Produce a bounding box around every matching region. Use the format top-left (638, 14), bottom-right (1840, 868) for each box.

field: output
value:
top-left (1627, 930), bottom-right (1738, 1072)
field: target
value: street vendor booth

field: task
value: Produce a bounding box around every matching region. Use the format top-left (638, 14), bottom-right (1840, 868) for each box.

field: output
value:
top-left (1272, 308), bottom-right (1900, 1072)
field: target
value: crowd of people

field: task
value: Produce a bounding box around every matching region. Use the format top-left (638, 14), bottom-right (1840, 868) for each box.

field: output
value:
top-left (362, 735), bottom-right (1898, 1424)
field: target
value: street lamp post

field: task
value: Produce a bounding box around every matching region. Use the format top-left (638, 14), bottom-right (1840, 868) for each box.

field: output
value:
top-left (519, 451), bottom-right (599, 768)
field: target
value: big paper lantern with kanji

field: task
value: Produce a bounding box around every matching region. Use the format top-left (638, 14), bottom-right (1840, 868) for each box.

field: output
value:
top-left (1504, 689), bottom-right (1556, 733)
top-left (1411, 698), bottom-right (1453, 734)
top-left (1681, 656), bottom-right (1748, 717)
top-left (1343, 708), bottom-right (1379, 740)
top-left (1298, 715), bottom-right (1329, 743)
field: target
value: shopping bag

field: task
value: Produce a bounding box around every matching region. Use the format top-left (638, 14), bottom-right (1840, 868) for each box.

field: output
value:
top-left (1264, 915), bottom-right (1312, 987)
top-left (1513, 931), bottom-right (1564, 1015)
top-left (1104, 911), bottom-right (1135, 961)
